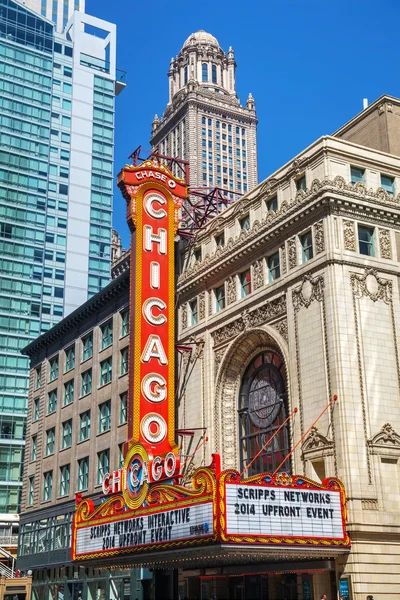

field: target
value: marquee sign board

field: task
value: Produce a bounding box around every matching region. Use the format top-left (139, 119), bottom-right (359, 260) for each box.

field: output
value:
top-left (72, 462), bottom-right (218, 561)
top-left (219, 471), bottom-right (348, 548)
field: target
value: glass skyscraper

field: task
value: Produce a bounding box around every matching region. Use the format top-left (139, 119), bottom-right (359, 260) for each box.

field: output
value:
top-left (0, 0), bottom-right (124, 522)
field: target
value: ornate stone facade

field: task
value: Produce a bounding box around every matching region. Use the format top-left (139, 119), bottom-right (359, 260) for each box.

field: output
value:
top-left (176, 104), bottom-right (400, 597)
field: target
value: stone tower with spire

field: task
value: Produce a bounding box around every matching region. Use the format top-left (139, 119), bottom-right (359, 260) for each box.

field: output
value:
top-left (150, 30), bottom-right (258, 196)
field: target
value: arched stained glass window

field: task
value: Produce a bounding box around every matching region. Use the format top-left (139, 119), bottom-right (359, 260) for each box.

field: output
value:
top-left (212, 64), bottom-right (217, 83)
top-left (202, 63), bottom-right (208, 82)
top-left (238, 350), bottom-right (290, 476)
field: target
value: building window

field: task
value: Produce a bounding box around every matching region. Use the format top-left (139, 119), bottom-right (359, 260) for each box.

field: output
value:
top-left (47, 390), bottom-right (57, 414)
top-left (82, 333), bottom-right (93, 361)
top-left (49, 356), bottom-right (59, 382)
top-left (79, 410), bottom-right (91, 442)
top-left (267, 196), bottom-right (278, 212)
top-left (215, 233), bottom-right (225, 248)
top-left (77, 457), bottom-right (89, 491)
top-left (28, 477), bottom-right (34, 505)
top-left (358, 225), bottom-right (375, 256)
top-left (101, 321), bottom-right (113, 349)
top-left (202, 63), bottom-right (208, 82)
top-left (120, 310), bottom-right (129, 337)
top-left (119, 393), bottom-right (127, 425)
top-left (98, 400), bottom-right (111, 433)
top-left (120, 348), bottom-right (129, 375)
top-left (35, 367), bottom-right (41, 390)
top-left (97, 449), bottom-right (110, 485)
top-left (31, 436), bottom-right (37, 461)
top-left (33, 398), bottom-right (40, 421)
top-left (300, 231), bottom-right (313, 263)
top-left (350, 166), bottom-right (365, 185)
top-left (46, 428), bottom-right (55, 456)
top-left (268, 252), bottom-right (280, 281)
top-left (239, 350), bottom-right (289, 476)
top-left (240, 215), bottom-right (250, 231)
top-left (100, 357), bottom-right (112, 386)
top-left (193, 248), bottom-right (202, 262)
top-left (296, 175), bottom-right (306, 191)
top-left (240, 269), bottom-right (252, 298)
top-left (184, 66), bottom-right (188, 84)
top-left (212, 64), bottom-right (217, 83)
top-left (215, 285), bottom-right (226, 312)
top-left (81, 369), bottom-right (92, 397)
top-left (189, 300), bottom-right (198, 326)
top-left (59, 464), bottom-right (70, 496)
top-left (61, 419), bottom-right (72, 449)
top-left (64, 379), bottom-right (74, 406)
top-left (43, 471), bottom-right (53, 501)
top-left (65, 345), bottom-right (75, 372)
top-left (119, 443), bottom-right (124, 468)
top-left (381, 174), bottom-right (395, 195)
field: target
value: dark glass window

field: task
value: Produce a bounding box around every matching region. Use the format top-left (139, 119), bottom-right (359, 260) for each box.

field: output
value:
top-left (358, 225), bottom-right (375, 256)
top-left (212, 64), bottom-right (217, 83)
top-left (202, 63), bottom-right (208, 82)
top-left (239, 351), bottom-right (290, 476)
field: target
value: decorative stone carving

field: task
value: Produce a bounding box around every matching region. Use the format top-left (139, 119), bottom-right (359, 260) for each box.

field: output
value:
top-left (287, 238), bottom-right (297, 270)
top-left (272, 318), bottom-right (288, 343)
top-left (198, 292), bottom-right (205, 320)
top-left (379, 228), bottom-right (392, 259)
top-left (280, 244), bottom-right (287, 275)
top-left (193, 337), bottom-right (205, 360)
top-left (226, 276), bottom-right (237, 305)
top-left (252, 259), bottom-right (264, 290)
top-left (212, 295), bottom-right (286, 346)
top-left (351, 268), bottom-right (392, 304)
top-left (361, 499), bottom-right (378, 510)
top-left (214, 347), bottom-right (227, 378)
top-left (181, 304), bottom-right (187, 330)
top-left (314, 220), bottom-right (325, 254)
top-left (343, 220), bottom-right (356, 251)
top-left (208, 290), bottom-right (213, 316)
top-left (368, 423), bottom-right (400, 456)
top-left (302, 427), bottom-right (334, 453)
top-left (292, 275), bottom-right (324, 312)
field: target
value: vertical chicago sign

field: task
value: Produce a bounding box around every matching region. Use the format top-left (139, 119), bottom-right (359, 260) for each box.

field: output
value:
top-left (117, 161), bottom-right (188, 508)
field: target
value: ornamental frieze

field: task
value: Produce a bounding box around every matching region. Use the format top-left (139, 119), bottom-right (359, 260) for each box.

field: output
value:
top-left (252, 259), bottom-right (264, 290)
top-left (343, 220), bottom-right (356, 251)
top-left (212, 295), bottom-right (286, 346)
top-left (379, 228), bottom-right (392, 259)
top-left (314, 220), bottom-right (325, 254)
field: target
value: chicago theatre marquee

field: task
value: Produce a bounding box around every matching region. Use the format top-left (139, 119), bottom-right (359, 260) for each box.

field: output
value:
top-left (71, 159), bottom-right (352, 600)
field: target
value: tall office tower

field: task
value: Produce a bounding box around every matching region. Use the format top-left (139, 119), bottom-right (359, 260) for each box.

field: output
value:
top-left (150, 30), bottom-right (258, 198)
top-left (0, 0), bottom-right (124, 526)
top-left (22, 0), bottom-right (85, 33)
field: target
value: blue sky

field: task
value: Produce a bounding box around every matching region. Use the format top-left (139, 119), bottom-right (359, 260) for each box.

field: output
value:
top-left (86, 0), bottom-right (399, 248)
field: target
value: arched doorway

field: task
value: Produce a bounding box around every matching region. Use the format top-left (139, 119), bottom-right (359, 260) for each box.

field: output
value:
top-left (238, 349), bottom-right (290, 476)
top-left (215, 327), bottom-right (290, 471)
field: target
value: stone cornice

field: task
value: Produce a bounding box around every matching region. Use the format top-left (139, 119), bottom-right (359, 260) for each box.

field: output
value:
top-left (177, 176), bottom-right (400, 294)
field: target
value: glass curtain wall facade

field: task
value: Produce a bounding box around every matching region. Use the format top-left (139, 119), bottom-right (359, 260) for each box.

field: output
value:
top-left (0, 0), bottom-right (121, 514)
top-left (0, 0), bottom-right (55, 513)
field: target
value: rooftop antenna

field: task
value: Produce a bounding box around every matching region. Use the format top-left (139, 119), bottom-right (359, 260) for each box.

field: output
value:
top-left (363, 98), bottom-right (368, 110)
